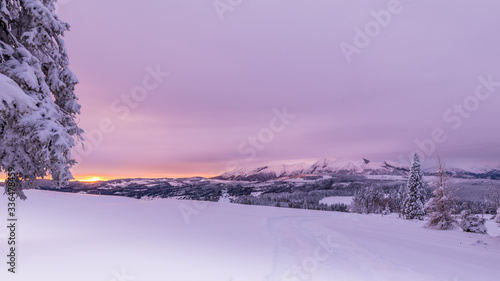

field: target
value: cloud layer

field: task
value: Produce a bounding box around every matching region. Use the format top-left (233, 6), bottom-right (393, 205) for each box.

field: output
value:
top-left (59, 0), bottom-right (500, 178)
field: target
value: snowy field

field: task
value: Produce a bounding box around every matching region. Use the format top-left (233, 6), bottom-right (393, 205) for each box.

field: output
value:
top-left (1, 190), bottom-right (499, 281)
top-left (319, 196), bottom-right (354, 206)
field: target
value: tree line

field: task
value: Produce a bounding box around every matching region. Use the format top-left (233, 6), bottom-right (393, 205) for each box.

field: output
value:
top-left (350, 154), bottom-right (499, 233)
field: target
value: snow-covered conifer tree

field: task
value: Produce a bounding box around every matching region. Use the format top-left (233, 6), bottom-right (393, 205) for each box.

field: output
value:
top-left (424, 156), bottom-right (456, 229)
top-left (0, 0), bottom-right (82, 198)
top-left (402, 153), bottom-right (426, 220)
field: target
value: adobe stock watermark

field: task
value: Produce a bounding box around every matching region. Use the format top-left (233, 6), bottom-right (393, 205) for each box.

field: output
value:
top-left (73, 65), bottom-right (170, 164)
top-left (178, 106), bottom-right (295, 224)
top-left (109, 268), bottom-right (135, 281)
top-left (213, 0), bottom-right (246, 21)
top-left (281, 234), bottom-right (339, 281)
top-left (178, 200), bottom-right (210, 224)
top-left (6, 167), bottom-right (18, 274)
top-left (225, 106), bottom-right (296, 173)
top-left (340, 0), bottom-right (412, 64)
top-left (399, 74), bottom-right (500, 165)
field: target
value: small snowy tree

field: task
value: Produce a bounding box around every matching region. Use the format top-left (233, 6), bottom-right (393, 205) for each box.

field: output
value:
top-left (424, 156), bottom-right (456, 230)
top-left (402, 153), bottom-right (426, 220)
top-left (459, 209), bottom-right (487, 234)
top-left (0, 1), bottom-right (82, 198)
top-left (382, 204), bottom-right (391, 216)
top-left (218, 189), bottom-right (231, 203)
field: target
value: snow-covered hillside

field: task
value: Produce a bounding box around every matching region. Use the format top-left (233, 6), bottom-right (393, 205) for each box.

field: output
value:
top-left (1, 190), bottom-right (499, 281)
top-left (320, 196), bottom-right (354, 206)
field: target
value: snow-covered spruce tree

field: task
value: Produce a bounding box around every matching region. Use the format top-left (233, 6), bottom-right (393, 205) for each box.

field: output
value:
top-left (0, 0), bottom-right (82, 199)
top-left (402, 153), bottom-right (426, 220)
top-left (424, 156), bottom-right (456, 230)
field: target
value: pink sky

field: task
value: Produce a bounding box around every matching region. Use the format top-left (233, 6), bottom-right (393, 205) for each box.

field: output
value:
top-left (57, 0), bottom-right (500, 180)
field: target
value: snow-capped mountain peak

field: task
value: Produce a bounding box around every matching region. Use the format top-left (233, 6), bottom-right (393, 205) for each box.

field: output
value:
top-left (216, 158), bottom-right (411, 181)
top-left (215, 158), bottom-right (500, 181)
top-left (308, 158), bottom-right (364, 174)
top-left (218, 162), bottom-right (310, 181)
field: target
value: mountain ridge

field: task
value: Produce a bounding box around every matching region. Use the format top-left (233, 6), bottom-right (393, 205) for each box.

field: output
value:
top-left (214, 158), bottom-right (500, 181)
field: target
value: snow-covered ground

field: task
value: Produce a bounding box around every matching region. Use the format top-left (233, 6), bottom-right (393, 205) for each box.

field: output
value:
top-left (319, 196), bottom-right (353, 205)
top-left (364, 175), bottom-right (406, 180)
top-left (485, 215), bottom-right (500, 237)
top-left (1, 190), bottom-right (499, 281)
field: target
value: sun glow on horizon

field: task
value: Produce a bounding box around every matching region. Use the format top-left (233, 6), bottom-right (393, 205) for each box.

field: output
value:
top-left (75, 176), bottom-right (102, 182)
top-left (71, 172), bottom-right (217, 182)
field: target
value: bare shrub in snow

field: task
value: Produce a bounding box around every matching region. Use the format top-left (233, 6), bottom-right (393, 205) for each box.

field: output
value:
top-left (459, 210), bottom-right (487, 234)
top-left (425, 156), bottom-right (456, 230)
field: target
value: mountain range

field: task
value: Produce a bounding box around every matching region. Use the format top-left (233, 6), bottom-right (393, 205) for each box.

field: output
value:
top-left (24, 157), bottom-right (499, 205)
top-left (215, 158), bottom-right (500, 181)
